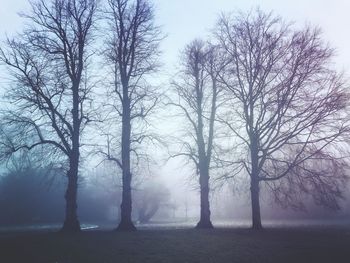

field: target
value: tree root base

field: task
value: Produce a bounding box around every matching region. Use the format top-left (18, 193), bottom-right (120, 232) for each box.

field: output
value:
top-left (116, 220), bottom-right (137, 231)
top-left (195, 220), bottom-right (214, 229)
top-left (61, 219), bottom-right (81, 233)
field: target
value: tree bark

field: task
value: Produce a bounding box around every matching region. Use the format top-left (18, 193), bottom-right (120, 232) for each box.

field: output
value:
top-left (117, 97), bottom-right (136, 231)
top-left (62, 158), bottom-right (81, 232)
top-left (196, 167), bottom-right (213, 228)
top-left (250, 138), bottom-right (262, 230)
top-left (61, 77), bottom-right (82, 233)
top-left (194, 54), bottom-right (214, 229)
top-left (250, 176), bottom-right (262, 230)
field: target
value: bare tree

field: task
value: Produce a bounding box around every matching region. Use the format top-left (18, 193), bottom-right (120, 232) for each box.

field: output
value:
top-left (0, 0), bottom-right (97, 232)
top-left (169, 40), bottom-right (224, 228)
top-left (216, 10), bottom-right (350, 230)
top-left (102, 0), bottom-right (162, 231)
top-left (134, 181), bottom-right (170, 224)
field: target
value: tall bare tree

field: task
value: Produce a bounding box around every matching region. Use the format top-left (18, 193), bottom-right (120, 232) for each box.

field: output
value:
top-left (0, 0), bottom-right (97, 232)
top-left (216, 10), bottom-right (350, 229)
top-left (103, 0), bottom-right (162, 231)
top-left (169, 40), bottom-right (224, 228)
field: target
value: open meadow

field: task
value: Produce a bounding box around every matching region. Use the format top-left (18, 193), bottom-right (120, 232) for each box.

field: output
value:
top-left (1, 227), bottom-right (350, 263)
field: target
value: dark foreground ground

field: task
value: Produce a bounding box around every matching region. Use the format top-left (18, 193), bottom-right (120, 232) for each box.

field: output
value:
top-left (1, 227), bottom-right (350, 263)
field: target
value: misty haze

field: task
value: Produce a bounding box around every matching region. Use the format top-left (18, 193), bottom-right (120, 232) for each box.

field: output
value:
top-left (0, 0), bottom-right (350, 262)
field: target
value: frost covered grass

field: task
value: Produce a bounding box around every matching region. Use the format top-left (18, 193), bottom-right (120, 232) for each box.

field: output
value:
top-left (0, 227), bottom-right (349, 263)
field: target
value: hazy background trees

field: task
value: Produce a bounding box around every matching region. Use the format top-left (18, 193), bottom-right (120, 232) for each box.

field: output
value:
top-left (0, 151), bottom-right (65, 225)
top-left (134, 180), bottom-right (171, 223)
top-left (0, 153), bottom-right (173, 226)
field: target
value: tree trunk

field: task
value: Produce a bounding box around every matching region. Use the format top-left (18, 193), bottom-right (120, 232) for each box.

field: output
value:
top-left (62, 157), bottom-right (81, 232)
top-left (250, 176), bottom-right (262, 230)
top-left (196, 166), bottom-right (213, 229)
top-left (249, 132), bottom-right (263, 230)
top-left (117, 98), bottom-right (136, 231)
top-left (62, 79), bottom-right (81, 233)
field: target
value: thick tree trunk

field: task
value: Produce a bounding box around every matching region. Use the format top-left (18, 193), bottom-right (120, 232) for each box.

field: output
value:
top-left (249, 133), bottom-right (263, 230)
top-left (117, 98), bottom-right (136, 231)
top-left (196, 168), bottom-right (213, 229)
top-left (117, 169), bottom-right (136, 231)
top-left (250, 139), bottom-right (262, 230)
top-left (250, 176), bottom-right (262, 230)
top-left (62, 157), bottom-right (81, 232)
top-left (62, 79), bottom-right (81, 233)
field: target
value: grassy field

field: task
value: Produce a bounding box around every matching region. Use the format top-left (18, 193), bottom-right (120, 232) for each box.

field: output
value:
top-left (1, 227), bottom-right (350, 263)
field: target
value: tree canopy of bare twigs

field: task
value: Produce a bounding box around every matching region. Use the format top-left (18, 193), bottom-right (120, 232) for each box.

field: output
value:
top-left (0, 0), bottom-right (97, 232)
top-left (216, 10), bottom-right (350, 229)
top-left (100, 0), bottom-right (163, 231)
top-left (168, 39), bottom-right (226, 228)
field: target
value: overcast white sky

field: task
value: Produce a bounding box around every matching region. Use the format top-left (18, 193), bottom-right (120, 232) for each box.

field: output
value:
top-left (157, 0), bottom-right (350, 71)
top-left (1, 0), bottom-right (350, 70)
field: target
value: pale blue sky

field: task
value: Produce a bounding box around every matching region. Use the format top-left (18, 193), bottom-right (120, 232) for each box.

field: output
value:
top-left (1, 0), bottom-right (350, 71)
top-left (153, 0), bottom-right (350, 71)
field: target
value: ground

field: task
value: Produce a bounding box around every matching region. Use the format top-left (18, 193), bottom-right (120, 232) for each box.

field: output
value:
top-left (0, 227), bottom-right (350, 263)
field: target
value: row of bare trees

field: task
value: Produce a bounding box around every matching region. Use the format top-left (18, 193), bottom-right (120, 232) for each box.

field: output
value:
top-left (169, 11), bottom-right (350, 229)
top-left (0, 0), bottom-right (349, 232)
top-left (0, 0), bottom-right (162, 232)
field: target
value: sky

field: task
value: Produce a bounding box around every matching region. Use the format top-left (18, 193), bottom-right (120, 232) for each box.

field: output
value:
top-left (153, 0), bottom-right (350, 72)
top-left (1, 0), bottom-right (350, 214)
top-left (1, 0), bottom-right (350, 71)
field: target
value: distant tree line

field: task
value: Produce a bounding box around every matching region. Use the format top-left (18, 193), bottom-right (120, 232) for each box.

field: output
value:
top-left (0, 0), bottom-right (349, 232)
top-left (0, 152), bottom-right (171, 225)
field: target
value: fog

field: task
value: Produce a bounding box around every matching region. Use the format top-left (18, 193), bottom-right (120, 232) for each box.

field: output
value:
top-left (0, 0), bottom-right (350, 231)
top-left (0, 152), bottom-right (349, 229)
